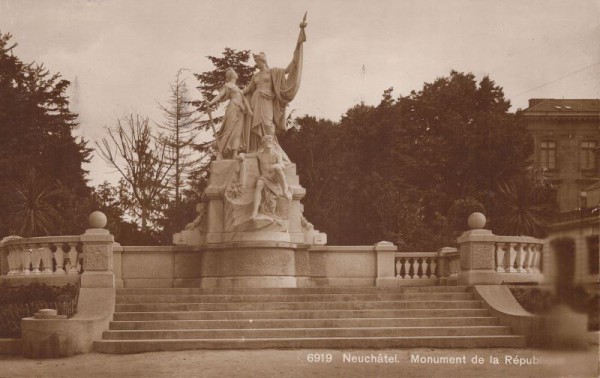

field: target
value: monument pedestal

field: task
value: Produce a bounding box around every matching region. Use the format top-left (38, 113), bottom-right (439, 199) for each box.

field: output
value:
top-left (173, 158), bottom-right (326, 288)
top-left (199, 241), bottom-right (309, 288)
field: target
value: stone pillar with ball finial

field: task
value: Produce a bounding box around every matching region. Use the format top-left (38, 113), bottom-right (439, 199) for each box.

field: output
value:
top-left (456, 212), bottom-right (500, 285)
top-left (80, 211), bottom-right (115, 288)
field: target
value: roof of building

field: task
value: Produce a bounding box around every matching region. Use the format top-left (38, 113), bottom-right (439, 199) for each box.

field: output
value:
top-left (525, 98), bottom-right (600, 113)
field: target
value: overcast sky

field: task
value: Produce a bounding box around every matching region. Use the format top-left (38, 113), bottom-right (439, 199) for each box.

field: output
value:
top-left (1, 0), bottom-right (599, 186)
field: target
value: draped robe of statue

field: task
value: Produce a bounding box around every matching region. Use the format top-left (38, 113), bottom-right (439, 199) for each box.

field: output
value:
top-left (242, 27), bottom-right (306, 161)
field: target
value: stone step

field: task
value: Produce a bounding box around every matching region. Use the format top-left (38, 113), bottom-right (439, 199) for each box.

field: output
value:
top-left (116, 286), bottom-right (469, 296)
top-left (102, 326), bottom-right (513, 340)
top-left (113, 308), bottom-right (491, 321)
top-left (110, 317), bottom-right (500, 330)
top-left (116, 292), bottom-right (475, 304)
top-left (114, 300), bottom-right (482, 313)
top-left (94, 335), bottom-right (526, 353)
top-left (99, 286), bottom-right (526, 352)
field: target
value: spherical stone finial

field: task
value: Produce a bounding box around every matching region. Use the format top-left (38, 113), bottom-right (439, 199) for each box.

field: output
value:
top-left (89, 211), bottom-right (107, 229)
top-left (468, 212), bottom-right (486, 230)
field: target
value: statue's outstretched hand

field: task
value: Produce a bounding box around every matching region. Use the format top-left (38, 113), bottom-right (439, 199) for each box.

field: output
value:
top-left (237, 153), bottom-right (246, 161)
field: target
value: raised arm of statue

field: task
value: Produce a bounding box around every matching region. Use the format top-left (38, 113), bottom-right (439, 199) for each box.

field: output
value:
top-left (285, 13), bottom-right (308, 74)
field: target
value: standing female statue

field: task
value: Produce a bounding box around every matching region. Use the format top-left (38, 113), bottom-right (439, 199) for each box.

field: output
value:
top-left (242, 14), bottom-right (308, 159)
top-left (207, 68), bottom-right (252, 159)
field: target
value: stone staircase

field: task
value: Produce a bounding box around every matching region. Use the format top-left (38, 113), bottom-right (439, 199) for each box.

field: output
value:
top-left (94, 286), bottom-right (525, 353)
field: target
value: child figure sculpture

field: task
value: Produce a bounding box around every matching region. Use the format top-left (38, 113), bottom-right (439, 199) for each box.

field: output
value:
top-left (237, 135), bottom-right (292, 220)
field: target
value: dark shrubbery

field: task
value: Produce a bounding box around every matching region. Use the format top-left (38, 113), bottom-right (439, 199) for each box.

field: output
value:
top-left (510, 286), bottom-right (558, 314)
top-left (0, 282), bottom-right (79, 337)
top-left (510, 285), bottom-right (599, 331)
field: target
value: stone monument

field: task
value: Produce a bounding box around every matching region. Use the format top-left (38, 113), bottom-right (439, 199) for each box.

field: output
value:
top-left (173, 13), bottom-right (326, 288)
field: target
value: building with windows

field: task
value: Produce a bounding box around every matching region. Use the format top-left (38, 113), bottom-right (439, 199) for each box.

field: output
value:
top-left (523, 99), bottom-right (600, 212)
top-left (525, 99), bottom-right (600, 289)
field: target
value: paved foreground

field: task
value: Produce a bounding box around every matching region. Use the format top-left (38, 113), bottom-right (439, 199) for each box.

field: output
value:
top-left (1, 347), bottom-right (598, 378)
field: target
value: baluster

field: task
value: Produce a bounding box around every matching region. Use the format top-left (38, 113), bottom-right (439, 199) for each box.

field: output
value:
top-left (507, 243), bottom-right (518, 273)
top-left (395, 258), bottom-right (401, 278)
top-left (5, 246), bottom-right (13, 275)
top-left (54, 244), bottom-right (66, 274)
top-left (7, 245), bottom-right (21, 275)
top-left (411, 258), bottom-right (419, 279)
top-left (403, 258), bottom-right (410, 280)
top-left (495, 243), bottom-right (506, 272)
top-left (451, 258), bottom-right (459, 276)
top-left (421, 258), bottom-right (429, 279)
top-left (39, 244), bottom-right (53, 274)
top-left (21, 245), bottom-right (32, 275)
top-left (523, 244), bottom-right (533, 273)
top-left (30, 246), bottom-right (42, 274)
top-left (516, 243), bottom-right (527, 272)
top-left (67, 243), bottom-right (79, 274)
top-left (76, 243), bottom-right (83, 273)
top-left (531, 244), bottom-right (541, 273)
top-left (4, 246), bottom-right (11, 275)
top-left (430, 258), bottom-right (437, 279)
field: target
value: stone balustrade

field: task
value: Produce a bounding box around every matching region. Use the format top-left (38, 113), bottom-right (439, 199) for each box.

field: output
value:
top-left (392, 248), bottom-right (461, 286)
top-left (443, 248), bottom-right (461, 278)
top-left (493, 237), bottom-right (543, 274)
top-left (1, 236), bottom-right (83, 276)
top-left (456, 213), bottom-right (546, 285)
top-left (394, 252), bottom-right (439, 280)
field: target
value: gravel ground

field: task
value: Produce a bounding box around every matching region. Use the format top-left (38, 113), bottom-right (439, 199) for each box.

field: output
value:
top-left (1, 347), bottom-right (599, 378)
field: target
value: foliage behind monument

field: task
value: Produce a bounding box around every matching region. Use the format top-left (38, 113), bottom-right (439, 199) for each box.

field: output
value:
top-left (0, 32), bottom-right (93, 237)
top-left (281, 71), bottom-right (555, 249)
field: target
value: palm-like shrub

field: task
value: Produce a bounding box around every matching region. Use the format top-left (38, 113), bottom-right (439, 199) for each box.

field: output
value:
top-left (491, 173), bottom-right (557, 237)
top-left (10, 168), bottom-right (63, 237)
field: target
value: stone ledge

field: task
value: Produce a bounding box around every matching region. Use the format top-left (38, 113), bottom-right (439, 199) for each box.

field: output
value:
top-left (308, 246), bottom-right (374, 252)
top-left (472, 285), bottom-right (542, 347)
top-left (0, 338), bottom-right (21, 355)
top-left (0, 275), bottom-right (80, 287)
top-left (21, 287), bottom-right (115, 358)
top-left (204, 241), bottom-right (310, 250)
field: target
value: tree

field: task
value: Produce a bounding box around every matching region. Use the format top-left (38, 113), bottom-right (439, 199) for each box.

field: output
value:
top-left (96, 115), bottom-right (173, 232)
top-left (281, 96), bottom-right (432, 249)
top-left (399, 71), bottom-right (532, 205)
top-left (157, 69), bottom-right (200, 206)
top-left (7, 167), bottom-right (62, 237)
top-left (279, 116), bottom-right (341, 229)
top-left (0, 32), bottom-right (92, 237)
top-left (489, 170), bottom-right (557, 237)
top-left (281, 71), bottom-right (555, 249)
top-left (91, 181), bottom-right (160, 245)
top-left (395, 71), bottom-right (551, 238)
top-left (193, 48), bottom-right (254, 106)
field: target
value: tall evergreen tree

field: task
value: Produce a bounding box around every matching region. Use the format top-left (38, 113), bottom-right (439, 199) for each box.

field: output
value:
top-left (0, 32), bottom-right (92, 236)
top-left (193, 48), bottom-right (254, 106)
top-left (157, 69), bottom-right (200, 206)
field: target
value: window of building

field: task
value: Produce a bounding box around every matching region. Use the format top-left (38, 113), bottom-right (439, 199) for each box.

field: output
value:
top-left (540, 141), bottom-right (556, 170)
top-left (580, 141), bottom-right (597, 171)
top-left (587, 236), bottom-right (599, 275)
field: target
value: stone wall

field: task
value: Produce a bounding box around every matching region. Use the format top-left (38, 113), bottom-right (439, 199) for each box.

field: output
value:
top-left (112, 243), bottom-right (400, 288)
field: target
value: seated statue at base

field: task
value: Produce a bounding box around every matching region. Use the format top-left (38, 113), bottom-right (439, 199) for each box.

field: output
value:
top-left (238, 135), bottom-right (292, 221)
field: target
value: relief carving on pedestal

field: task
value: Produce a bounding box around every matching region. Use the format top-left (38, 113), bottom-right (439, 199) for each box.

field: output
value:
top-left (84, 244), bottom-right (111, 271)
